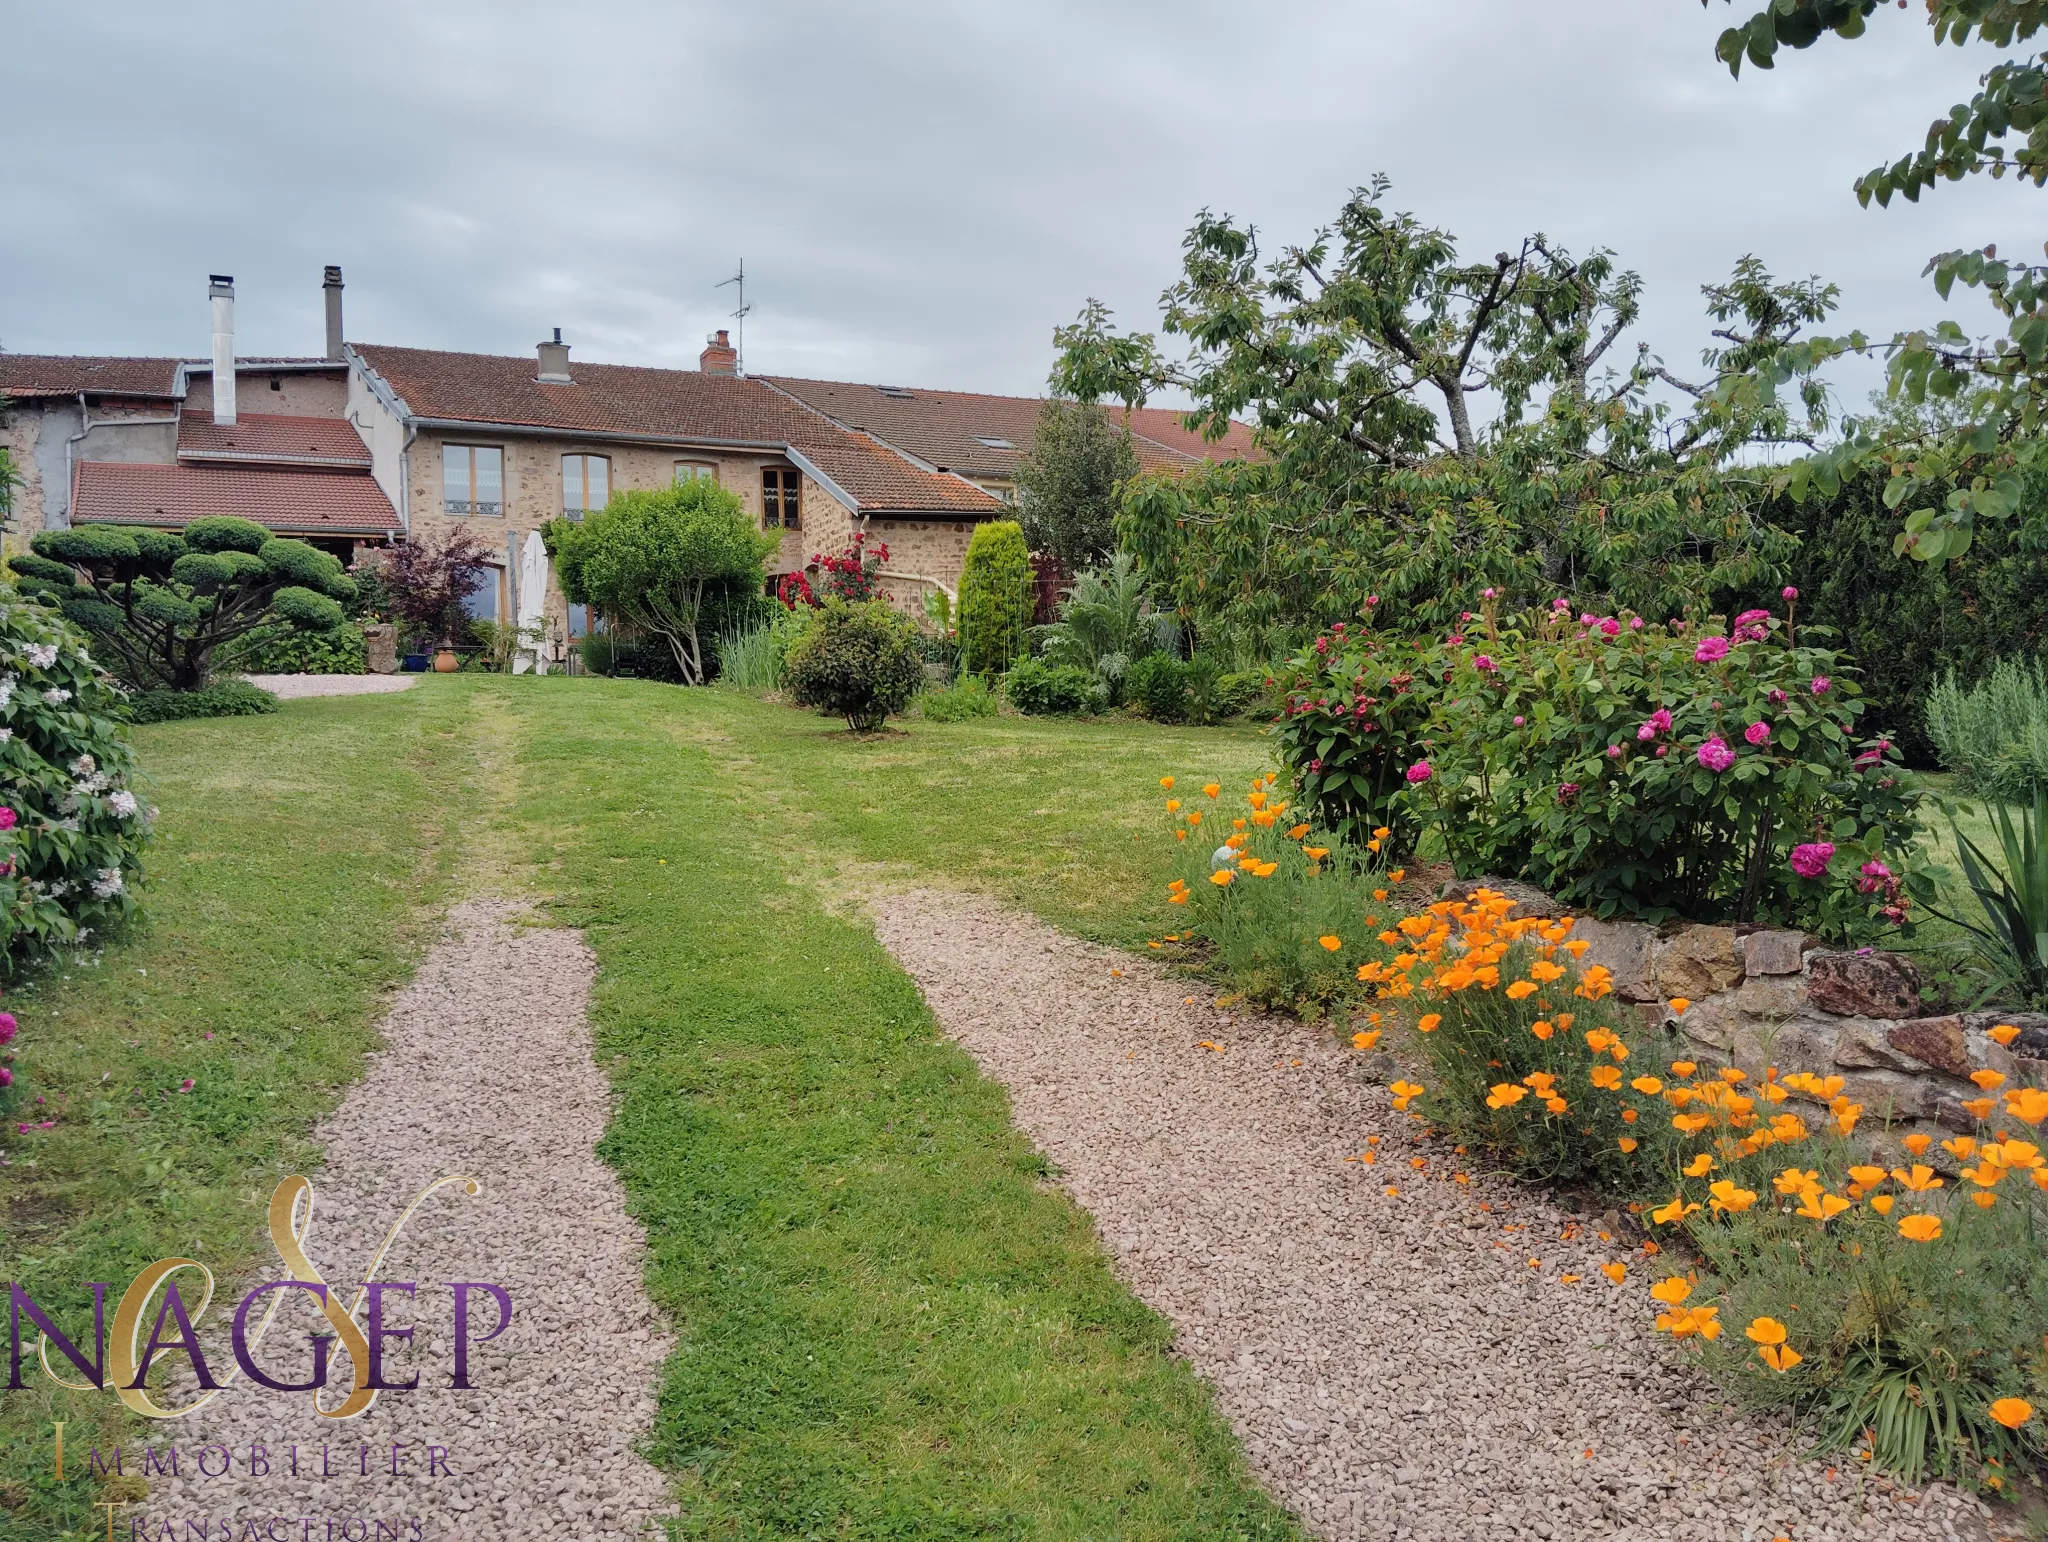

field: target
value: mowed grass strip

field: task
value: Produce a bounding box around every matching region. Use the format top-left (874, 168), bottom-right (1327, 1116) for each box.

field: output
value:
top-left (0, 684), bottom-right (481, 1537)
top-left (509, 679), bottom-right (1299, 1540)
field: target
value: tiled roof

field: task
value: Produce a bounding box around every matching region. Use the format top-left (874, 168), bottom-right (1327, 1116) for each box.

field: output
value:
top-left (350, 344), bottom-right (1003, 516)
top-left (759, 377), bottom-right (1259, 482)
top-left (178, 412), bottom-right (372, 468)
top-left (0, 355), bottom-right (182, 399)
top-left (72, 461), bottom-right (400, 536)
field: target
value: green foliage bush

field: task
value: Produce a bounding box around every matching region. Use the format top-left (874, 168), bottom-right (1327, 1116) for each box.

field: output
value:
top-left (1925, 657), bottom-right (2048, 802)
top-left (957, 521), bottom-right (1034, 676)
top-left (123, 679), bottom-right (280, 724)
top-left (1031, 552), bottom-right (1169, 704)
top-left (219, 621), bottom-right (367, 676)
top-left (917, 673), bottom-right (998, 722)
top-left (1004, 659), bottom-right (1106, 716)
top-left (714, 622), bottom-right (777, 691)
top-left (1127, 653), bottom-right (1190, 722)
top-left (0, 597), bottom-right (154, 970)
top-left (12, 518), bottom-right (355, 691)
top-left (782, 600), bottom-right (925, 731)
top-left (1278, 600), bottom-right (1933, 936)
top-left (578, 630), bottom-right (686, 684)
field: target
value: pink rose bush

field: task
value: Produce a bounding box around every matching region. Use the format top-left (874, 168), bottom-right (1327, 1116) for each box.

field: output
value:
top-left (1277, 597), bottom-right (1928, 936)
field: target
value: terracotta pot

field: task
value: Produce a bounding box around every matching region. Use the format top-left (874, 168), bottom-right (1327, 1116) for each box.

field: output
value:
top-left (432, 649), bottom-right (460, 673)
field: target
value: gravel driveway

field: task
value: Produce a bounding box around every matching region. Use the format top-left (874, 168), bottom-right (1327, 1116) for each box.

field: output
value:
top-left (150, 901), bottom-right (674, 1540)
top-left (239, 672), bottom-right (418, 698)
top-left (873, 889), bottom-right (1995, 1542)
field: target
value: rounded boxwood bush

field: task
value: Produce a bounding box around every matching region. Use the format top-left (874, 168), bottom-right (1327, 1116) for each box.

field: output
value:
top-left (1005, 657), bottom-right (1107, 716)
top-left (0, 597), bottom-right (154, 971)
top-left (783, 600), bottom-right (925, 731)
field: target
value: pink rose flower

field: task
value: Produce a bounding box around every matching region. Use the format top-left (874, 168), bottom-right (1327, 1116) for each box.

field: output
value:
top-left (1551, 598), bottom-right (1570, 611)
top-left (1696, 736), bottom-right (1736, 773)
top-left (1789, 842), bottom-right (1836, 879)
top-left (1767, 688), bottom-right (1787, 705)
top-left (1557, 782), bottom-right (1580, 803)
top-left (1405, 760), bottom-right (1433, 784)
top-left (0, 808), bottom-right (16, 832)
top-left (178, 1078), bottom-right (195, 1093)
top-left (1446, 634), bottom-right (1465, 646)
top-left (1637, 707), bottom-right (1673, 742)
top-left (1606, 744), bottom-right (1623, 758)
top-left (1782, 586), bottom-right (1799, 601)
top-left (0, 1067), bottom-right (10, 1088)
top-left (1693, 636), bottom-right (1731, 664)
top-left (0, 1012), bottom-right (14, 1046)
top-left (1512, 715), bottom-right (1525, 726)
top-left (1599, 617), bottom-right (1620, 637)
top-left (1745, 721), bottom-right (1771, 746)
top-left (1629, 616), bottom-right (1645, 630)
top-left (1810, 676), bottom-right (1831, 695)
top-left (1656, 744), bottom-right (1668, 757)
top-left (1474, 654), bottom-right (1497, 672)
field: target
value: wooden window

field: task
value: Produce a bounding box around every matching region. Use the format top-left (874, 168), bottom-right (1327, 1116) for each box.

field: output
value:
top-left (462, 568), bottom-right (503, 622)
top-left (567, 602), bottom-right (601, 640)
top-left (762, 466), bottom-right (802, 530)
top-left (561, 454), bottom-right (610, 520)
top-left (442, 445), bottom-right (503, 516)
top-left (674, 460), bottom-right (718, 485)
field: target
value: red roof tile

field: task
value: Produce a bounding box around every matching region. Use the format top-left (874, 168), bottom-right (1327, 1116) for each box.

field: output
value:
top-left (351, 344), bottom-right (1003, 517)
top-left (72, 461), bottom-right (399, 537)
top-left (177, 412), bottom-right (371, 467)
top-left (0, 355), bottom-right (182, 400)
top-left (760, 377), bottom-right (1259, 482)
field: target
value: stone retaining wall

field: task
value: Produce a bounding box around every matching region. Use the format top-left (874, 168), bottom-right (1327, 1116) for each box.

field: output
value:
top-left (1442, 879), bottom-right (2047, 1144)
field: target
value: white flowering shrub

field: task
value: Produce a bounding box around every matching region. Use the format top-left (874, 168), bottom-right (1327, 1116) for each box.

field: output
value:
top-left (0, 596), bottom-right (151, 969)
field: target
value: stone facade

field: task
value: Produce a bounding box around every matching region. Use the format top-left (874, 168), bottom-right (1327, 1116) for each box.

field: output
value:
top-left (1443, 878), bottom-right (2045, 1150)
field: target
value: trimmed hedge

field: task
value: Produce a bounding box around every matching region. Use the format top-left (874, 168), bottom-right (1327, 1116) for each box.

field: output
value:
top-left (1005, 658), bottom-right (1106, 716)
top-left (123, 680), bottom-right (280, 724)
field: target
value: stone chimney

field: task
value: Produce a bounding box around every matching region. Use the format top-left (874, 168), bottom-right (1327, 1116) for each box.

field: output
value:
top-left (700, 329), bottom-right (738, 375)
top-left (537, 327), bottom-right (572, 385)
top-left (209, 274), bottom-right (236, 426)
top-left (323, 266), bottom-right (344, 361)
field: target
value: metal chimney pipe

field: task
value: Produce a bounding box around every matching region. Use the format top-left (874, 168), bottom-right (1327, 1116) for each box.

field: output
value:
top-left (209, 274), bottom-right (237, 425)
top-left (323, 265), bottom-right (344, 361)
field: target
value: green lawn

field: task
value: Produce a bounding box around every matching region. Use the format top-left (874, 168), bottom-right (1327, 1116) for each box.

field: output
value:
top-left (0, 677), bottom-right (1295, 1540)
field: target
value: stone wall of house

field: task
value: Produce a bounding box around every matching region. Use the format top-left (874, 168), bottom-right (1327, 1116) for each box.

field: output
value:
top-left (1443, 878), bottom-right (2045, 1146)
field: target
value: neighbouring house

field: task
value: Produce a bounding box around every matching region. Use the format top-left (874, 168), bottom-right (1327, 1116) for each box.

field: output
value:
top-left (0, 270), bottom-right (400, 564)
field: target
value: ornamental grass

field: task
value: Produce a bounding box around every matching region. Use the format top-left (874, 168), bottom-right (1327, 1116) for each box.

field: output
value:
top-left (1363, 886), bottom-right (2048, 1493)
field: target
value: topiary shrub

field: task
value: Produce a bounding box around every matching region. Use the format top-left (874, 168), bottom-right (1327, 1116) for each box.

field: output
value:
top-left (11, 517), bottom-right (356, 690)
top-left (782, 600), bottom-right (926, 731)
top-left (123, 680), bottom-right (280, 724)
top-left (219, 621), bottom-right (367, 676)
top-left (1127, 652), bottom-right (1189, 722)
top-left (0, 596), bottom-right (154, 971)
top-left (958, 521), bottom-right (1034, 676)
top-left (1004, 658), bottom-right (1107, 716)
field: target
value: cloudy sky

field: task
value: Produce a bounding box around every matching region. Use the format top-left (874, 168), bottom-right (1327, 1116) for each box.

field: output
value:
top-left (0, 1), bottom-right (2020, 410)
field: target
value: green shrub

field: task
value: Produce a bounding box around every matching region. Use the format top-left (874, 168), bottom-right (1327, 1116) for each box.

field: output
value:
top-left (1004, 658), bottom-right (1106, 716)
top-left (1925, 657), bottom-right (2048, 802)
top-left (782, 600), bottom-right (925, 731)
top-left (918, 673), bottom-right (999, 722)
top-left (958, 521), bottom-right (1034, 676)
top-left (123, 680), bottom-right (280, 724)
top-left (1127, 653), bottom-right (1188, 722)
top-left (1155, 773), bottom-right (1393, 1016)
top-left (220, 621), bottom-right (367, 676)
top-left (1278, 600), bottom-right (1935, 937)
top-left (578, 631), bottom-right (686, 684)
top-left (0, 597), bottom-right (155, 970)
top-left (1031, 552), bottom-right (1169, 704)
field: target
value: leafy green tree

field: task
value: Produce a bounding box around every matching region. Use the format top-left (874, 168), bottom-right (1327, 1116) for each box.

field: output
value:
top-left (1704, 1), bottom-right (2048, 561)
top-left (548, 481), bottom-right (776, 686)
top-left (957, 520), bottom-right (1035, 675)
top-left (1013, 398), bottom-right (1139, 576)
top-left (8, 517), bottom-right (354, 691)
top-left (1053, 180), bottom-right (1822, 643)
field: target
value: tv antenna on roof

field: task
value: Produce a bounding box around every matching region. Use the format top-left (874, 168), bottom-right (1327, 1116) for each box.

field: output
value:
top-left (717, 260), bottom-right (750, 374)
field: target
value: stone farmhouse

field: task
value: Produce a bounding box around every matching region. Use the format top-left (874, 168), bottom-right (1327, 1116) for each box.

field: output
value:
top-left (2, 269), bottom-right (1254, 666)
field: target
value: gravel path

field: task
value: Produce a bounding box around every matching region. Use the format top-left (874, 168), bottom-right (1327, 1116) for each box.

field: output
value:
top-left (150, 901), bottom-right (674, 1540)
top-left (240, 672), bottom-right (418, 698)
top-left (873, 889), bottom-right (1995, 1542)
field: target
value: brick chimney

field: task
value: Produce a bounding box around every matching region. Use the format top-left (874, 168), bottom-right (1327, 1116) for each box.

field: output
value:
top-left (537, 327), bottom-right (572, 384)
top-left (700, 329), bottom-right (738, 375)
top-left (323, 266), bottom-right (344, 361)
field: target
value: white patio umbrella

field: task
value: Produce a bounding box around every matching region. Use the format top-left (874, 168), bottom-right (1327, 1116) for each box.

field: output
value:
top-left (515, 529), bottom-right (549, 674)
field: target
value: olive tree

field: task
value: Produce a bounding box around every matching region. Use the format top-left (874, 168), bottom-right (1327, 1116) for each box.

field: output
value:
top-left (9, 517), bottom-right (355, 690)
top-left (547, 480), bottom-right (777, 685)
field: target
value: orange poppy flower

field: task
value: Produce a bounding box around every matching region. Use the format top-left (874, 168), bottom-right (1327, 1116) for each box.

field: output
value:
top-left (1989, 1397), bottom-right (2034, 1430)
top-left (1650, 1195), bottom-right (1699, 1224)
top-left (1600, 1262), bottom-right (1627, 1284)
top-left (1486, 1083), bottom-right (1528, 1110)
top-left (1892, 1164), bottom-right (1943, 1192)
top-left (1868, 1194), bottom-right (1894, 1214)
top-left (1962, 1096), bottom-right (1998, 1120)
top-left (1682, 1153), bottom-right (1716, 1177)
top-left (1287, 823), bottom-right (1310, 839)
top-left (1352, 1029), bottom-right (1381, 1050)
top-left (2005, 1087), bottom-right (2048, 1126)
top-left (1630, 1076), bottom-right (1663, 1095)
top-left (1591, 1065), bottom-right (1624, 1091)
top-left (1745, 1316), bottom-right (1787, 1347)
top-left (1670, 1061), bottom-right (1698, 1078)
top-left (1989, 1023), bottom-right (2020, 1047)
top-left (1160, 777), bottom-right (1176, 790)
top-left (1846, 1165), bottom-right (1886, 1188)
top-left (1707, 1180), bottom-right (1757, 1213)
top-left (1901, 1131), bottom-right (1933, 1156)
top-left (1202, 783), bottom-right (1221, 798)
top-left (1897, 1213), bottom-right (1943, 1242)
top-left (1505, 979), bottom-right (1537, 1000)
top-left (1618, 1136), bottom-right (1639, 1153)
top-left (1248, 791), bottom-right (1267, 810)
top-left (1317, 935), bottom-right (1343, 952)
top-left (1210, 870), bottom-right (1234, 888)
top-left (1531, 1019), bottom-right (1555, 1040)
top-left (1187, 811), bottom-right (1202, 826)
top-left (1668, 997), bottom-right (1692, 1015)
top-left (1415, 1013), bottom-right (1442, 1033)
top-left (1971, 1068), bottom-right (2008, 1092)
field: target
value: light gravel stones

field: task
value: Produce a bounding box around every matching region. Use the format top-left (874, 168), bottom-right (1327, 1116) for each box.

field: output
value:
top-left (150, 901), bottom-right (673, 1540)
top-left (873, 889), bottom-right (1994, 1542)
top-left (239, 673), bottom-right (418, 698)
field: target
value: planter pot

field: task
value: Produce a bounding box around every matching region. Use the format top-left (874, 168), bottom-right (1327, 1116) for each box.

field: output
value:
top-left (401, 654), bottom-right (429, 673)
top-left (432, 649), bottom-right (460, 673)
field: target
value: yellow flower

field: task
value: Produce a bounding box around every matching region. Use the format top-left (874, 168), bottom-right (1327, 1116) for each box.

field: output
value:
top-left (1630, 1075), bottom-right (1664, 1096)
top-left (1203, 783), bottom-right (1221, 798)
top-left (1989, 1397), bottom-right (2035, 1430)
top-left (1505, 979), bottom-right (1537, 1000)
top-left (1989, 1023), bottom-right (2020, 1047)
top-left (1352, 1028), bottom-right (1382, 1050)
top-left (1600, 1262), bottom-right (1627, 1284)
top-left (1486, 1083), bottom-right (1527, 1110)
top-left (1971, 1068), bottom-right (2007, 1092)
top-left (1210, 870), bottom-right (1235, 888)
top-left (1160, 777), bottom-right (1176, 789)
top-left (1591, 1065), bottom-right (1624, 1091)
top-left (1682, 1153), bottom-right (1716, 1178)
top-left (1304, 846), bottom-right (1329, 860)
top-left (1319, 935), bottom-right (1343, 952)
top-left (1708, 1180), bottom-right (1757, 1213)
top-left (1897, 1213), bottom-right (1943, 1242)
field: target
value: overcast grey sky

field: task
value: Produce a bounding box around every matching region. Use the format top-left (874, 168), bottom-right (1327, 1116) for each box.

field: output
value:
top-left (0, 1), bottom-right (2022, 408)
